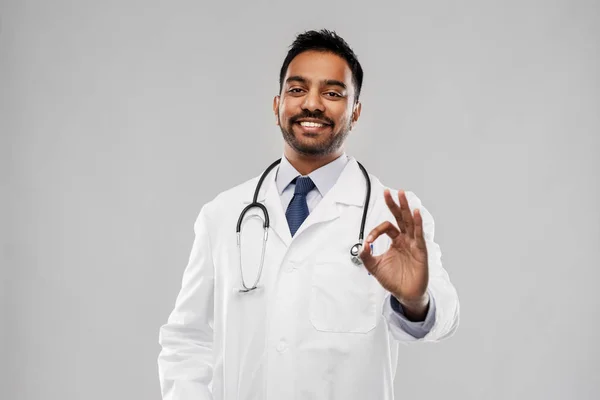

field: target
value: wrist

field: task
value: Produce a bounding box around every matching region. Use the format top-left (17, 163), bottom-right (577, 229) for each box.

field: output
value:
top-left (395, 292), bottom-right (430, 322)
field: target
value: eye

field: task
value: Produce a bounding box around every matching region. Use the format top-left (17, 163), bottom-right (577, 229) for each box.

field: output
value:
top-left (288, 88), bottom-right (304, 94)
top-left (325, 92), bottom-right (342, 97)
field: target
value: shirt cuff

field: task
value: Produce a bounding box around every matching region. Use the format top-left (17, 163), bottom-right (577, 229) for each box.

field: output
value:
top-left (389, 290), bottom-right (436, 339)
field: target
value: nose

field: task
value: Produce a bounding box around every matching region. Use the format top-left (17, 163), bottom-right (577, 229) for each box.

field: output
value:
top-left (301, 88), bottom-right (325, 113)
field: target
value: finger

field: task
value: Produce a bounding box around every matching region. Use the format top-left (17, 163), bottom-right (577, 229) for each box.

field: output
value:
top-left (383, 189), bottom-right (406, 233)
top-left (398, 190), bottom-right (415, 237)
top-left (413, 209), bottom-right (427, 250)
top-left (359, 240), bottom-right (378, 272)
top-left (365, 221), bottom-right (401, 244)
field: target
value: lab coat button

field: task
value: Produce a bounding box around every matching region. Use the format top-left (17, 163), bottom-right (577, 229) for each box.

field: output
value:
top-left (286, 261), bottom-right (296, 273)
top-left (276, 341), bottom-right (287, 352)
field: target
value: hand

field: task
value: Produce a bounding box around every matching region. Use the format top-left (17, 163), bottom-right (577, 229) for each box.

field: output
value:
top-left (359, 189), bottom-right (429, 320)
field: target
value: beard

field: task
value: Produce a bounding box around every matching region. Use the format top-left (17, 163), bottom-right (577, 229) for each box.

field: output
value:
top-left (278, 114), bottom-right (352, 156)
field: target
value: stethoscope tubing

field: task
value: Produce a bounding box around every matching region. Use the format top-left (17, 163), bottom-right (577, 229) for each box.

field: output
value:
top-left (236, 158), bottom-right (371, 292)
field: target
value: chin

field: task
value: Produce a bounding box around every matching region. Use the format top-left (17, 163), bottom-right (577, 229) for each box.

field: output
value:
top-left (294, 143), bottom-right (336, 157)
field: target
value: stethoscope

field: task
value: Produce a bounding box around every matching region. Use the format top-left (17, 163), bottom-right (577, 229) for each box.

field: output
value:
top-left (235, 158), bottom-right (371, 293)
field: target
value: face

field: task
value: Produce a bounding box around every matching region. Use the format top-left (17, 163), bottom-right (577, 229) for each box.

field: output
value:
top-left (273, 50), bottom-right (361, 157)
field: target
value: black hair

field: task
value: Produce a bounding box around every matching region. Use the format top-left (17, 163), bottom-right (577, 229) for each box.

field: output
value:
top-left (279, 29), bottom-right (363, 102)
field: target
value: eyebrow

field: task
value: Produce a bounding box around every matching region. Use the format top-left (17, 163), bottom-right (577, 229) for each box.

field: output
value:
top-left (285, 75), bottom-right (347, 90)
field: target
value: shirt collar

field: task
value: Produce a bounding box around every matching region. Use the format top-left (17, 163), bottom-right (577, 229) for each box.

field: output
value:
top-left (276, 153), bottom-right (349, 197)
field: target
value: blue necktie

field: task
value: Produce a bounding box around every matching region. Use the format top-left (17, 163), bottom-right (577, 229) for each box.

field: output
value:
top-left (285, 176), bottom-right (315, 237)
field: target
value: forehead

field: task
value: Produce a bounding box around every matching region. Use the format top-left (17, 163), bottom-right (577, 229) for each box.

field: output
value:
top-left (284, 50), bottom-right (353, 87)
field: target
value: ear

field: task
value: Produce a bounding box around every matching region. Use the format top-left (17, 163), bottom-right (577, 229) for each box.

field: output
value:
top-left (273, 95), bottom-right (280, 126)
top-left (350, 101), bottom-right (362, 129)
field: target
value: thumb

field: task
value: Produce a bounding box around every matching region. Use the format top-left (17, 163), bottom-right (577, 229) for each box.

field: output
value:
top-left (359, 242), bottom-right (378, 274)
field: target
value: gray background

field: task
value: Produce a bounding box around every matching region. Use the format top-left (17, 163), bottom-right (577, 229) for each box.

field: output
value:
top-left (2, 0), bottom-right (599, 399)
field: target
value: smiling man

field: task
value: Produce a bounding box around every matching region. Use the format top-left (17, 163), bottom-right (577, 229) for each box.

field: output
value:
top-left (158, 29), bottom-right (460, 400)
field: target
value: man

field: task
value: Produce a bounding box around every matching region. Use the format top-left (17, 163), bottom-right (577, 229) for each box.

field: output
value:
top-left (158, 29), bottom-right (459, 400)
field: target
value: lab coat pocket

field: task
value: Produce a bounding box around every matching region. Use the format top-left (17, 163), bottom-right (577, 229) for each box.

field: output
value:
top-left (309, 259), bottom-right (378, 334)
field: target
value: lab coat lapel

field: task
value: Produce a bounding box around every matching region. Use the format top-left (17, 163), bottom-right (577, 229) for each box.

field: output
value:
top-left (261, 173), bottom-right (293, 246)
top-left (291, 157), bottom-right (365, 239)
top-left (240, 166), bottom-right (292, 247)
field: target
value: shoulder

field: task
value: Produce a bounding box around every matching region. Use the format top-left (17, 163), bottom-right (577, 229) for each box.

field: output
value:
top-left (200, 174), bottom-right (261, 219)
top-left (368, 173), bottom-right (436, 239)
top-left (350, 157), bottom-right (426, 210)
top-left (367, 172), bottom-right (425, 208)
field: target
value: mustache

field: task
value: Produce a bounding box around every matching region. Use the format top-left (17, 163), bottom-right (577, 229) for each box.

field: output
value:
top-left (290, 111), bottom-right (334, 126)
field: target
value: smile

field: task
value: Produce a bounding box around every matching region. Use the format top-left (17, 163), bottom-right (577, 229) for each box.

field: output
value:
top-left (299, 121), bottom-right (327, 128)
top-left (294, 120), bottom-right (332, 133)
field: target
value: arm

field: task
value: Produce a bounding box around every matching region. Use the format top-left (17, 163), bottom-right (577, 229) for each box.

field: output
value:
top-left (388, 290), bottom-right (437, 339)
top-left (382, 193), bottom-right (460, 343)
top-left (158, 205), bottom-right (215, 399)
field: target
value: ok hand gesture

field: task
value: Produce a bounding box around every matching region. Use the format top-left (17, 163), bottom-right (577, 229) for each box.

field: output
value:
top-left (359, 189), bottom-right (430, 321)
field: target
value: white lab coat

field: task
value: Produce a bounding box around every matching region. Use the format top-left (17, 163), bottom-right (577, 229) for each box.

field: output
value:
top-left (158, 157), bottom-right (459, 400)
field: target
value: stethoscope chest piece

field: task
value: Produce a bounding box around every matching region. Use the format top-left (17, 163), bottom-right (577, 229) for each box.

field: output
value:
top-left (350, 242), bottom-right (363, 265)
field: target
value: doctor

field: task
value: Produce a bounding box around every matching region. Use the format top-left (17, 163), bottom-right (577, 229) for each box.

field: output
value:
top-left (158, 29), bottom-right (459, 400)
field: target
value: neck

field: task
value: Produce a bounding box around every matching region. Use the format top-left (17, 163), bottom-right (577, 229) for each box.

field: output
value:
top-left (284, 146), bottom-right (344, 176)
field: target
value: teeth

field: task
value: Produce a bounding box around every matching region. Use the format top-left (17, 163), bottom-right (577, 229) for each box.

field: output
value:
top-left (299, 121), bottom-right (325, 128)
